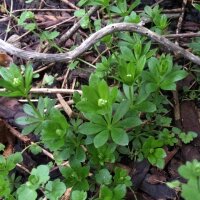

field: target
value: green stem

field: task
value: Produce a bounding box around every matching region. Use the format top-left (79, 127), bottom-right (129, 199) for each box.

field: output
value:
top-left (129, 86), bottom-right (133, 102)
top-left (129, 187), bottom-right (138, 200)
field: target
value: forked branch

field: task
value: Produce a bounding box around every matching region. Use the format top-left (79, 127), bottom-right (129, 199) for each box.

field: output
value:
top-left (0, 22), bottom-right (200, 65)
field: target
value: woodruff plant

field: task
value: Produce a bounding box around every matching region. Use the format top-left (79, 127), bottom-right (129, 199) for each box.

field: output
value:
top-left (0, 29), bottom-right (191, 200)
top-left (0, 35), bottom-right (189, 199)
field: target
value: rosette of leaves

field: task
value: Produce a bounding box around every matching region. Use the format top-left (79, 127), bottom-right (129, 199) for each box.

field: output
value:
top-left (76, 77), bottom-right (118, 115)
top-left (17, 165), bottom-right (66, 200)
top-left (16, 97), bottom-right (56, 135)
top-left (0, 148), bottom-right (23, 199)
top-left (142, 137), bottom-right (166, 168)
top-left (95, 167), bottom-right (132, 200)
top-left (60, 162), bottom-right (90, 191)
top-left (40, 108), bottom-right (69, 151)
top-left (78, 100), bottom-right (142, 147)
top-left (0, 64), bottom-right (33, 97)
top-left (87, 143), bottom-right (117, 166)
top-left (142, 54), bottom-right (188, 91)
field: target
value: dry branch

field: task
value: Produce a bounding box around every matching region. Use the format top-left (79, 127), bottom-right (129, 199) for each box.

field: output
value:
top-left (0, 23), bottom-right (200, 65)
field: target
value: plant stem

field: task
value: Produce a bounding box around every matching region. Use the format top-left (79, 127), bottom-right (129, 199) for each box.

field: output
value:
top-left (129, 86), bottom-right (133, 102)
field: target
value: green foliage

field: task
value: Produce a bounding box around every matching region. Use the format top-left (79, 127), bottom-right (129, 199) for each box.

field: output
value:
top-left (78, 99), bottom-right (142, 147)
top-left (29, 143), bottom-right (42, 155)
top-left (44, 179), bottom-right (66, 200)
top-left (1, 1), bottom-right (194, 198)
top-left (167, 160), bottom-right (200, 200)
top-left (41, 108), bottom-right (69, 151)
top-left (16, 97), bottom-right (56, 135)
top-left (18, 11), bottom-right (36, 31)
top-left (71, 190), bottom-right (87, 200)
top-left (17, 165), bottom-right (65, 200)
top-left (95, 167), bottom-right (131, 200)
top-left (74, 9), bottom-right (90, 29)
top-left (179, 131), bottom-right (198, 144)
top-left (76, 77), bottom-right (118, 115)
top-left (172, 128), bottom-right (198, 144)
top-left (189, 37), bottom-right (200, 55)
top-left (40, 31), bottom-right (60, 42)
top-left (159, 128), bottom-right (178, 146)
top-left (193, 3), bottom-right (200, 12)
top-left (0, 150), bottom-right (23, 199)
top-left (110, 0), bottom-right (141, 17)
top-left (60, 162), bottom-right (90, 191)
top-left (142, 137), bottom-right (166, 168)
top-left (144, 5), bottom-right (168, 34)
top-left (142, 54), bottom-right (188, 91)
top-left (88, 143), bottom-right (117, 166)
top-left (0, 64), bottom-right (33, 97)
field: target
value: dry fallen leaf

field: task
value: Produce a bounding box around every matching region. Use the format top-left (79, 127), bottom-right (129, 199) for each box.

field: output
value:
top-left (0, 52), bottom-right (13, 67)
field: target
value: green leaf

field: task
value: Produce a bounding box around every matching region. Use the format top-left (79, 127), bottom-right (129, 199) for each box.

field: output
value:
top-left (166, 180), bottom-right (181, 189)
top-left (40, 31), bottom-right (59, 41)
top-left (179, 131), bottom-right (197, 144)
top-left (71, 190), bottom-right (87, 200)
top-left (181, 179), bottom-right (200, 200)
top-left (0, 143), bottom-right (5, 151)
top-left (193, 3), bottom-right (200, 12)
top-left (95, 169), bottom-right (112, 185)
top-left (112, 100), bottom-right (130, 124)
top-left (111, 128), bottom-right (129, 146)
top-left (178, 160), bottom-right (200, 180)
top-left (119, 116), bottom-right (142, 128)
top-left (113, 184), bottom-right (126, 199)
top-left (94, 130), bottom-right (109, 148)
top-left (25, 64), bottom-right (33, 90)
top-left (7, 152), bottom-right (23, 171)
top-left (17, 185), bottom-right (37, 200)
top-left (44, 179), bottom-right (66, 200)
top-left (79, 122), bottom-right (104, 135)
top-left (99, 185), bottom-right (113, 199)
top-left (75, 146), bottom-right (86, 163)
top-left (135, 101), bottom-right (156, 112)
top-left (74, 9), bottom-right (86, 17)
top-left (23, 104), bottom-right (37, 116)
top-left (18, 11), bottom-right (35, 25)
top-left (30, 165), bottom-right (50, 187)
top-left (29, 144), bottom-right (42, 155)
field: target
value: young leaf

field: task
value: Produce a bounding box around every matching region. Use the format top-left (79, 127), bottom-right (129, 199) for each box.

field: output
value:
top-left (111, 128), bottom-right (129, 146)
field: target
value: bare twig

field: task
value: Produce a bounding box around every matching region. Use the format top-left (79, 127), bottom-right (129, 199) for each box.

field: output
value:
top-left (0, 23), bottom-right (200, 65)
top-left (12, 8), bottom-right (74, 13)
top-left (0, 88), bottom-right (82, 94)
top-left (59, 6), bottom-right (99, 43)
top-left (164, 32), bottom-right (200, 38)
top-left (61, 0), bottom-right (79, 10)
top-left (56, 93), bottom-right (73, 117)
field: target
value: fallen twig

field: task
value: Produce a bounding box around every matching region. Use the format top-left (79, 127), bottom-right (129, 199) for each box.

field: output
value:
top-left (0, 88), bottom-right (82, 94)
top-left (0, 23), bottom-right (200, 65)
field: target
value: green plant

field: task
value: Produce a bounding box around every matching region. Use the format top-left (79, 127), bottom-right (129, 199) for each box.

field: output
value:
top-left (143, 5), bottom-right (169, 34)
top-left (142, 137), bottom-right (166, 168)
top-left (142, 54), bottom-right (188, 91)
top-left (167, 160), bottom-right (200, 200)
top-left (0, 144), bottom-right (23, 199)
top-left (0, 1), bottom-right (194, 198)
top-left (74, 9), bottom-right (90, 29)
top-left (0, 63), bottom-right (33, 97)
top-left (17, 11), bottom-right (60, 49)
top-left (95, 167), bottom-right (132, 200)
top-left (17, 165), bottom-right (66, 200)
